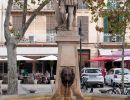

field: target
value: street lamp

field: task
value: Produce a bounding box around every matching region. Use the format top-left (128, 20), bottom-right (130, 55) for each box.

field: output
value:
top-left (79, 19), bottom-right (82, 68)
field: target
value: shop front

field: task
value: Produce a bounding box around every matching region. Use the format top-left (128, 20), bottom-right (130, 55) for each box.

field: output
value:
top-left (0, 46), bottom-right (58, 79)
top-left (98, 49), bottom-right (130, 70)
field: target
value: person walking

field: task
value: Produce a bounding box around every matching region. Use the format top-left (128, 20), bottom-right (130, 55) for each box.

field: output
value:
top-left (101, 67), bottom-right (107, 78)
top-left (45, 70), bottom-right (50, 84)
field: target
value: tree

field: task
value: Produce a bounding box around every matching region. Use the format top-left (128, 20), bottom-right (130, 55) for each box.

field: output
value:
top-left (86, 0), bottom-right (130, 94)
top-left (4, 0), bottom-right (50, 94)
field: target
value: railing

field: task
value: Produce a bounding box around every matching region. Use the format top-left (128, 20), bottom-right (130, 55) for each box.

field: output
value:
top-left (12, 1), bottom-right (89, 10)
top-left (46, 31), bottom-right (56, 43)
top-left (20, 32), bottom-right (56, 43)
top-left (104, 33), bottom-right (122, 42)
top-left (12, 1), bottom-right (54, 10)
top-left (12, 0), bottom-right (24, 10)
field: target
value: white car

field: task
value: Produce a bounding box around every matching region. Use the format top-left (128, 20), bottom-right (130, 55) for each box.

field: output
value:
top-left (105, 68), bottom-right (130, 86)
top-left (81, 67), bottom-right (104, 87)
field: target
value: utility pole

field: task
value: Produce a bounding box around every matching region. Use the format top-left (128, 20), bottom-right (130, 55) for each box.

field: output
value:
top-left (79, 19), bottom-right (82, 69)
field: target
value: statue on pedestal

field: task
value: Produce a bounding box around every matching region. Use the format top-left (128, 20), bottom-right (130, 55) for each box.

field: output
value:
top-left (51, 0), bottom-right (84, 100)
top-left (54, 0), bottom-right (77, 31)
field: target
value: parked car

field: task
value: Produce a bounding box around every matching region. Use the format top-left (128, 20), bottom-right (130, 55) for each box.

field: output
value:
top-left (81, 67), bottom-right (104, 87)
top-left (105, 68), bottom-right (130, 86)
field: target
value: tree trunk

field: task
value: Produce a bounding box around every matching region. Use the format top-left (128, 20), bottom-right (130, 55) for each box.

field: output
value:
top-left (121, 33), bottom-right (125, 94)
top-left (7, 38), bottom-right (18, 94)
top-left (4, 0), bottom-right (50, 95)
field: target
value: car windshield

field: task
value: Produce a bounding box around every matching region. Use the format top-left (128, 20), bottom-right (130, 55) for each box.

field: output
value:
top-left (115, 69), bottom-right (130, 75)
top-left (85, 69), bottom-right (100, 73)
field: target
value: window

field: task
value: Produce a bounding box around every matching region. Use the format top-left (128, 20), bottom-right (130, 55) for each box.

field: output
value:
top-left (46, 15), bottom-right (57, 42)
top-left (108, 70), bottom-right (114, 74)
top-left (77, 16), bottom-right (89, 42)
top-left (107, 0), bottom-right (118, 9)
top-left (78, 0), bottom-right (88, 9)
top-left (12, 15), bottom-right (22, 31)
top-left (104, 0), bottom-right (122, 42)
top-left (86, 69), bottom-right (100, 73)
top-left (12, 0), bottom-right (24, 10)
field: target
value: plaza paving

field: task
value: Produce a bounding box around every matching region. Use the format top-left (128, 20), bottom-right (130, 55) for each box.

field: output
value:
top-left (1, 84), bottom-right (54, 95)
top-left (1, 83), bottom-right (111, 95)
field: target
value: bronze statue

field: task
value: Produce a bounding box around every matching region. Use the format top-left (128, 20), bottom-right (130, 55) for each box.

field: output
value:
top-left (53, 0), bottom-right (77, 31)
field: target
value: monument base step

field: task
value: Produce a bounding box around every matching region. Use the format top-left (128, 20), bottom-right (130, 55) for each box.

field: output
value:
top-left (54, 96), bottom-right (76, 100)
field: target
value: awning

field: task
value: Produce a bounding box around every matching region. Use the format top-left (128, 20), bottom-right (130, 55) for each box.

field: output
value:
top-left (0, 55), bottom-right (34, 61)
top-left (115, 56), bottom-right (130, 61)
top-left (99, 49), bottom-right (112, 56)
top-left (88, 57), bottom-right (115, 62)
top-left (0, 46), bottom-right (58, 56)
top-left (0, 57), bottom-right (7, 61)
top-left (112, 50), bottom-right (130, 57)
top-left (37, 55), bottom-right (57, 61)
top-left (17, 55), bottom-right (33, 61)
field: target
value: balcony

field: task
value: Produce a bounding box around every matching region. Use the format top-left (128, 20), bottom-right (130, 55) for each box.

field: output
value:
top-left (20, 32), bottom-right (56, 43)
top-left (12, 0), bottom-right (54, 11)
top-left (46, 31), bottom-right (56, 43)
top-left (12, 0), bottom-right (24, 10)
top-left (104, 33), bottom-right (122, 42)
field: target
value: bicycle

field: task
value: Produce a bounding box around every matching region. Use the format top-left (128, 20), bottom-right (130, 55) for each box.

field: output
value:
top-left (99, 83), bottom-right (130, 95)
top-left (81, 77), bottom-right (93, 93)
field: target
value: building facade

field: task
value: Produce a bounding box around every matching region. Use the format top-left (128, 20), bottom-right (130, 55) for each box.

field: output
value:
top-left (0, 0), bottom-right (130, 75)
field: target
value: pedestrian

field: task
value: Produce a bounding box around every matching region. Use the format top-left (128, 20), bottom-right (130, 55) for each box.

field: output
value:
top-left (45, 70), bottom-right (50, 84)
top-left (101, 67), bottom-right (107, 78)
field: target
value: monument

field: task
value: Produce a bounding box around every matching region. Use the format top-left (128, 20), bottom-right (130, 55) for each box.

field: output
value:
top-left (52, 0), bottom-right (84, 99)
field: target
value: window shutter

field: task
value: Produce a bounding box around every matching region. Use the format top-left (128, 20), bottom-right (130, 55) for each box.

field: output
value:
top-left (104, 16), bottom-right (108, 42)
top-left (12, 15), bottom-right (22, 31)
top-left (77, 16), bottom-right (89, 42)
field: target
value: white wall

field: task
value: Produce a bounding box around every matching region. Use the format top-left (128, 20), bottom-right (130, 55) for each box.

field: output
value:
top-left (0, 0), bottom-right (8, 43)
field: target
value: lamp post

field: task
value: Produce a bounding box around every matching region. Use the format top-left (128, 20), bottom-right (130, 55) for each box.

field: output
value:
top-left (79, 19), bottom-right (82, 69)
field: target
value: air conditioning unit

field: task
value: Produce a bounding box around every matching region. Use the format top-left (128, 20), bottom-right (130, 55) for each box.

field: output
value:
top-left (29, 36), bottom-right (34, 43)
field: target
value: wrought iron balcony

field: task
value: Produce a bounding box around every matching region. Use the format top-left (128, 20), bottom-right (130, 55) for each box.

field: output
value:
top-left (46, 31), bottom-right (56, 43)
top-left (104, 33), bottom-right (122, 42)
top-left (12, 0), bottom-right (54, 10)
top-left (20, 32), bottom-right (56, 43)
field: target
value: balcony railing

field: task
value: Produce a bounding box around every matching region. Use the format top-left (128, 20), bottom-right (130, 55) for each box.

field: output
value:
top-left (12, 0), bottom-right (54, 10)
top-left (12, 1), bottom-right (89, 10)
top-left (12, 0), bottom-right (24, 10)
top-left (46, 31), bottom-right (56, 43)
top-left (20, 32), bottom-right (56, 43)
top-left (104, 33), bottom-right (122, 42)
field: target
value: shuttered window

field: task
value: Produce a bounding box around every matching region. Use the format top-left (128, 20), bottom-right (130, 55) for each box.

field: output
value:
top-left (46, 15), bottom-right (57, 42)
top-left (12, 15), bottom-right (22, 31)
top-left (104, 0), bottom-right (122, 42)
top-left (104, 16), bottom-right (108, 42)
top-left (77, 16), bottom-right (89, 42)
top-left (46, 15), bottom-right (57, 32)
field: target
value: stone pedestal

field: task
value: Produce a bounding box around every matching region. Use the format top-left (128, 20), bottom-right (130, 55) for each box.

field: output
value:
top-left (56, 96), bottom-right (76, 100)
top-left (51, 31), bottom-right (83, 100)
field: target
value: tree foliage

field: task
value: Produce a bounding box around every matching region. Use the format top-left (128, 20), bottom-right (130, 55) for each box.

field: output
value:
top-left (86, 0), bottom-right (130, 35)
top-left (86, 0), bottom-right (130, 94)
